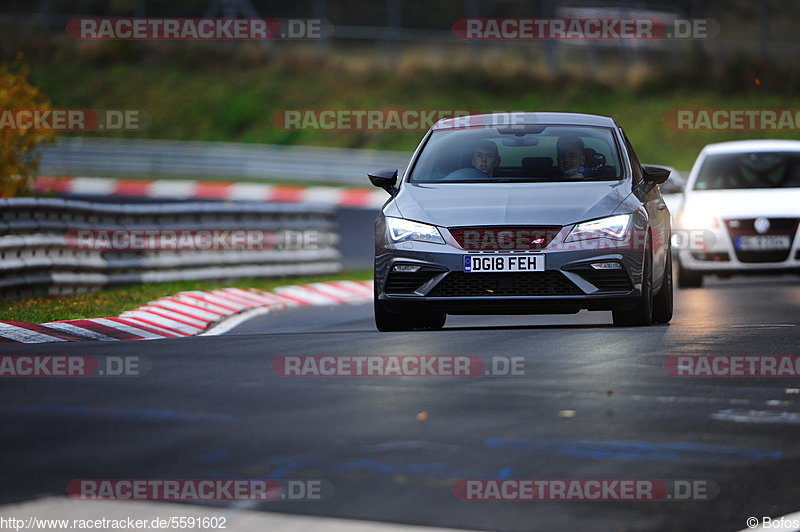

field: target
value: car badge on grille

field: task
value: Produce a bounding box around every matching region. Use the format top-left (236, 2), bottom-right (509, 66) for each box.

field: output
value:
top-left (754, 217), bottom-right (770, 234)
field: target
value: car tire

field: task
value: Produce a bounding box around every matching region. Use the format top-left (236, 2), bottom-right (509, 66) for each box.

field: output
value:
top-left (676, 259), bottom-right (703, 288)
top-left (613, 248), bottom-right (654, 327)
top-left (652, 251), bottom-right (673, 324)
top-left (374, 299), bottom-right (446, 332)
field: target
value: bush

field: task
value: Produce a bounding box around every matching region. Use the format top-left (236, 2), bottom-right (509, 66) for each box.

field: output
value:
top-left (0, 59), bottom-right (55, 197)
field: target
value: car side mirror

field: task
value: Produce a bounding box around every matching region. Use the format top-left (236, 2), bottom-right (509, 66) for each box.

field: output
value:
top-left (642, 165), bottom-right (671, 185)
top-left (368, 168), bottom-right (399, 195)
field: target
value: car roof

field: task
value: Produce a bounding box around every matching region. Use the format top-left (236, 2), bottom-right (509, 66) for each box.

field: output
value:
top-left (432, 112), bottom-right (617, 130)
top-left (701, 139), bottom-right (800, 154)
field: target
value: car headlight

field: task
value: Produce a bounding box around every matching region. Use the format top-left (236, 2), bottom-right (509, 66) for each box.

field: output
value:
top-left (565, 214), bottom-right (631, 242)
top-left (386, 217), bottom-right (445, 244)
top-left (678, 210), bottom-right (718, 229)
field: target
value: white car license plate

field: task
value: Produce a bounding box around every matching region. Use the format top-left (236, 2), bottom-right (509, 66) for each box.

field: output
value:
top-left (464, 254), bottom-right (545, 273)
top-left (735, 235), bottom-right (791, 251)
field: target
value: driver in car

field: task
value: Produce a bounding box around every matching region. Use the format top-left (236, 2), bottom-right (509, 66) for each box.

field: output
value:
top-left (556, 135), bottom-right (586, 179)
top-left (471, 140), bottom-right (500, 177)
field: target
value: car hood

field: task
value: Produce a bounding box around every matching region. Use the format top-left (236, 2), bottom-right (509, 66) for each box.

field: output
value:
top-left (681, 188), bottom-right (800, 218)
top-left (392, 181), bottom-right (631, 227)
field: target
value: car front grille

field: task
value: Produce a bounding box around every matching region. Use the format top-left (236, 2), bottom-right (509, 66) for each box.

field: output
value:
top-left (449, 226), bottom-right (561, 251)
top-left (576, 269), bottom-right (633, 291)
top-left (725, 218), bottom-right (798, 263)
top-left (428, 271), bottom-right (582, 297)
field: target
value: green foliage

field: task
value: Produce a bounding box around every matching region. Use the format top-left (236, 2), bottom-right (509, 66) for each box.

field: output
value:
top-left (0, 59), bottom-right (55, 197)
top-left (22, 50), bottom-right (800, 172)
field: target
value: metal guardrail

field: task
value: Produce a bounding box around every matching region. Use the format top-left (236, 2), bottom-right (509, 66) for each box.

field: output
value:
top-left (0, 198), bottom-right (341, 300)
top-left (40, 137), bottom-right (410, 186)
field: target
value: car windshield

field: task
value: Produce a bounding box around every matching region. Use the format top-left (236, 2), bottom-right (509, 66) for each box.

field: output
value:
top-left (409, 125), bottom-right (623, 183)
top-left (693, 151), bottom-right (800, 190)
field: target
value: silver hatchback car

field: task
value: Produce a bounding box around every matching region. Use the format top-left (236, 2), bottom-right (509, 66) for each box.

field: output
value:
top-left (369, 112), bottom-right (673, 331)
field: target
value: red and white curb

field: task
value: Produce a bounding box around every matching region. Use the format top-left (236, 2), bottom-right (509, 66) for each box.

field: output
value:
top-left (0, 280), bottom-right (373, 344)
top-left (35, 176), bottom-right (387, 209)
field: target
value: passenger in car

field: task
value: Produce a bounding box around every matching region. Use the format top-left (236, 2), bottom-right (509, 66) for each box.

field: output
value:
top-left (556, 135), bottom-right (587, 179)
top-left (583, 147), bottom-right (617, 179)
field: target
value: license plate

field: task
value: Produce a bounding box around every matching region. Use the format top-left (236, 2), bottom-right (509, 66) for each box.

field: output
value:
top-left (464, 254), bottom-right (545, 273)
top-left (735, 235), bottom-right (792, 251)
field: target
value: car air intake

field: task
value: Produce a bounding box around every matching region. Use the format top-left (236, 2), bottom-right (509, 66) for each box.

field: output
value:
top-left (690, 251), bottom-right (731, 262)
top-left (576, 269), bottom-right (633, 291)
top-left (384, 269), bottom-right (441, 294)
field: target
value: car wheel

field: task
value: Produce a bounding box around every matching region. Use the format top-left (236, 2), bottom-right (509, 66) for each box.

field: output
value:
top-left (652, 251), bottom-right (673, 324)
top-left (374, 300), bottom-right (446, 332)
top-left (613, 248), bottom-right (654, 327)
top-left (676, 259), bottom-right (703, 288)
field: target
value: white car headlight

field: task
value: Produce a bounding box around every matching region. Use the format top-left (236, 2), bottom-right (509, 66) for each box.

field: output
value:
top-left (678, 210), bottom-right (718, 229)
top-left (386, 217), bottom-right (445, 244)
top-left (565, 214), bottom-right (631, 242)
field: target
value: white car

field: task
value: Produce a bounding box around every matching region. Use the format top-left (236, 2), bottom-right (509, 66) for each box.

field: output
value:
top-left (674, 140), bottom-right (800, 287)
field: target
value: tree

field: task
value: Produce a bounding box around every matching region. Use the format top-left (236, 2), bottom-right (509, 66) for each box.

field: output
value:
top-left (0, 60), bottom-right (55, 197)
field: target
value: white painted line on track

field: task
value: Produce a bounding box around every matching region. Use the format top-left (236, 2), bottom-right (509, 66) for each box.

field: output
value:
top-left (200, 306), bottom-right (275, 336)
top-left (711, 409), bottom-right (800, 425)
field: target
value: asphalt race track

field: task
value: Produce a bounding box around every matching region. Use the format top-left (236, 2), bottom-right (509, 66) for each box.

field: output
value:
top-left (1, 276), bottom-right (800, 531)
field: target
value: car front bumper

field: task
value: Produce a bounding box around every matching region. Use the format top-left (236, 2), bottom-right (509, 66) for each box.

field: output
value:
top-left (674, 223), bottom-right (800, 274)
top-left (375, 241), bottom-right (646, 316)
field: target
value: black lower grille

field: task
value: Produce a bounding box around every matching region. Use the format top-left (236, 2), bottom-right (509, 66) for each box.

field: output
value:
top-left (691, 251), bottom-right (731, 262)
top-left (429, 272), bottom-right (582, 297)
top-left (385, 271), bottom-right (440, 294)
top-left (734, 250), bottom-right (792, 263)
top-left (577, 269), bottom-right (633, 291)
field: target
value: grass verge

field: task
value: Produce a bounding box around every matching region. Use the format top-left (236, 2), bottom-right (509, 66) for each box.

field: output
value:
top-left (0, 270), bottom-right (372, 324)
